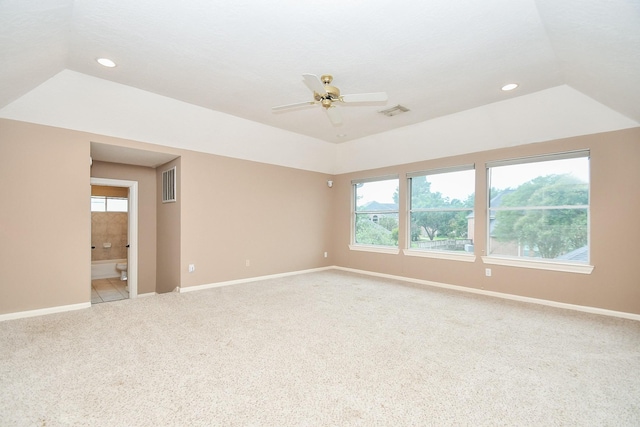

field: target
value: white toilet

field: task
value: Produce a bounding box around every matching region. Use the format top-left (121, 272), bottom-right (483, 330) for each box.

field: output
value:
top-left (116, 262), bottom-right (128, 281)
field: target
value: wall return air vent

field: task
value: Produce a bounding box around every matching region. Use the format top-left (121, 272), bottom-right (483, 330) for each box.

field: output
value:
top-left (162, 166), bottom-right (177, 203)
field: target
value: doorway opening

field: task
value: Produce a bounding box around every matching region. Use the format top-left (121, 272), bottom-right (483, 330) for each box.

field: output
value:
top-left (90, 178), bottom-right (138, 302)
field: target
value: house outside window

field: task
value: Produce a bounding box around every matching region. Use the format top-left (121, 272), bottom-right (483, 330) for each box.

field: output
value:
top-left (352, 176), bottom-right (399, 249)
top-left (486, 151), bottom-right (590, 264)
top-left (408, 166), bottom-right (475, 253)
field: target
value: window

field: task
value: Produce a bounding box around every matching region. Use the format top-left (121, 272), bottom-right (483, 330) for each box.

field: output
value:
top-left (407, 166), bottom-right (475, 254)
top-left (352, 176), bottom-right (399, 250)
top-left (487, 151), bottom-right (589, 266)
top-left (91, 196), bottom-right (128, 212)
top-left (90, 196), bottom-right (106, 212)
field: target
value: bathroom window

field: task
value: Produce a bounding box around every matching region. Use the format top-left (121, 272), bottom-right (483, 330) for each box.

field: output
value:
top-left (91, 196), bottom-right (128, 212)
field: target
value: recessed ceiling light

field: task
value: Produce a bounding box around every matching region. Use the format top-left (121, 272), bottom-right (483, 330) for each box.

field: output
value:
top-left (337, 133), bottom-right (347, 138)
top-left (96, 58), bottom-right (117, 68)
top-left (501, 83), bottom-right (519, 91)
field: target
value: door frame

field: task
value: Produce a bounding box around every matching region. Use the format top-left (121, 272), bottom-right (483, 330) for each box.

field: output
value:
top-left (90, 177), bottom-right (139, 298)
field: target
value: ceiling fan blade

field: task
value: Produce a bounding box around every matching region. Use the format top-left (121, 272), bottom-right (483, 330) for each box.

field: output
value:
top-left (272, 100), bottom-right (315, 111)
top-left (341, 92), bottom-right (388, 103)
top-left (302, 73), bottom-right (327, 95)
top-left (325, 106), bottom-right (343, 126)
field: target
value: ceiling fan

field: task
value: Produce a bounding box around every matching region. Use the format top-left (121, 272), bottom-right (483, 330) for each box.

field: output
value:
top-left (272, 74), bottom-right (388, 126)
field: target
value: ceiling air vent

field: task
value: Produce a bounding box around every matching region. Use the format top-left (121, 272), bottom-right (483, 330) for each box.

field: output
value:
top-left (162, 166), bottom-right (176, 203)
top-left (379, 104), bottom-right (410, 117)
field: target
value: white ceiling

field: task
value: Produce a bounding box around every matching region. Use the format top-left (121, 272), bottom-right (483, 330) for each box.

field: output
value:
top-left (1, 0), bottom-right (639, 148)
top-left (90, 142), bottom-right (178, 168)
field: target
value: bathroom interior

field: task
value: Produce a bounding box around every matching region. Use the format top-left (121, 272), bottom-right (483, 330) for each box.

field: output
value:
top-left (91, 185), bottom-right (129, 304)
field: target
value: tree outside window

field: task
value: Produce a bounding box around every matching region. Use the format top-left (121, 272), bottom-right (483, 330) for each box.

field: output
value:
top-left (408, 168), bottom-right (475, 253)
top-left (353, 178), bottom-right (399, 247)
top-left (488, 154), bottom-right (589, 262)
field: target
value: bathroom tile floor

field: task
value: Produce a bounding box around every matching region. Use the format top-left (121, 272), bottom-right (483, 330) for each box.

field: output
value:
top-left (91, 278), bottom-right (128, 304)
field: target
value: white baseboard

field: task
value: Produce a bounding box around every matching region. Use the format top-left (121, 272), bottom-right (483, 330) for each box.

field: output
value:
top-left (1, 293), bottom-right (161, 321)
top-left (179, 266), bottom-right (334, 293)
top-left (333, 266), bottom-right (640, 322)
top-left (0, 302), bottom-right (91, 322)
top-left (136, 292), bottom-right (157, 298)
top-left (4, 266), bottom-right (636, 322)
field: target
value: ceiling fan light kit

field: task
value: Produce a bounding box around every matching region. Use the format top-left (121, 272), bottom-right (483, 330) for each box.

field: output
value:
top-left (273, 74), bottom-right (388, 126)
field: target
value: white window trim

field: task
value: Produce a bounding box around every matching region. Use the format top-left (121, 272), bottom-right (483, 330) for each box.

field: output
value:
top-left (407, 165), bottom-right (475, 258)
top-left (351, 174), bottom-right (399, 185)
top-left (482, 256), bottom-right (594, 274)
top-left (349, 244), bottom-right (400, 255)
top-left (404, 249), bottom-right (476, 262)
top-left (486, 149), bottom-right (589, 168)
top-left (90, 195), bottom-right (129, 212)
top-left (486, 150), bottom-right (591, 269)
top-left (407, 164), bottom-right (475, 178)
top-left (351, 175), bottom-right (400, 252)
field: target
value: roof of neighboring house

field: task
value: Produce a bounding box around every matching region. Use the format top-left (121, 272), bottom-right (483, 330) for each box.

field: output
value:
top-left (360, 201), bottom-right (398, 211)
top-left (467, 189), bottom-right (515, 220)
top-left (555, 246), bottom-right (589, 262)
top-left (489, 189), bottom-right (515, 210)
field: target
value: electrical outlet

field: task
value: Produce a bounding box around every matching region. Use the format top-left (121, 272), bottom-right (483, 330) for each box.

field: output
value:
top-left (485, 268), bottom-right (491, 277)
top-left (245, 259), bottom-right (250, 267)
top-left (188, 264), bottom-right (195, 273)
top-left (324, 252), bottom-right (328, 258)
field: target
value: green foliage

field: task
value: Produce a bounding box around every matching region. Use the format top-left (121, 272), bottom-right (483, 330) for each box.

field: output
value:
top-left (391, 227), bottom-right (399, 243)
top-left (377, 216), bottom-right (398, 232)
top-left (493, 174), bottom-right (588, 258)
top-left (355, 214), bottom-right (397, 246)
top-left (410, 176), bottom-right (473, 240)
top-left (409, 221), bottom-right (422, 241)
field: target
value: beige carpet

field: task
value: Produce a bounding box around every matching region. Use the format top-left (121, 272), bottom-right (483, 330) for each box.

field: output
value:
top-left (1, 270), bottom-right (639, 426)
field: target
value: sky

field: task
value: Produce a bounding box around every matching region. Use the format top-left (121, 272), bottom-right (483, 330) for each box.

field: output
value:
top-left (489, 157), bottom-right (589, 190)
top-left (356, 157), bottom-right (589, 204)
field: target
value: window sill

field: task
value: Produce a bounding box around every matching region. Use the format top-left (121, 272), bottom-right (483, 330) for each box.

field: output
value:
top-left (403, 249), bottom-right (476, 262)
top-left (482, 256), bottom-right (594, 274)
top-left (349, 244), bottom-right (400, 255)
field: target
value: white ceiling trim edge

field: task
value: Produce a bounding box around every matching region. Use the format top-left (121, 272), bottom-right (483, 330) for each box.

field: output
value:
top-left (0, 70), bottom-right (336, 174)
top-left (335, 85), bottom-right (638, 174)
top-left (1, 71), bottom-right (636, 176)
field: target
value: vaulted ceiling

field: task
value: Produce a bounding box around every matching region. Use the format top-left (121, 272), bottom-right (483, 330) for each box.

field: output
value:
top-left (1, 1), bottom-right (639, 153)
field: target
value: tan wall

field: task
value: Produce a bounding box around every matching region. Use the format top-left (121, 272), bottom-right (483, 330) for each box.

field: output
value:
top-left (332, 127), bottom-right (640, 315)
top-left (178, 149), bottom-right (334, 288)
top-left (1, 119), bottom-right (334, 313)
top-left (91, 161), bottom-right (157, 295)
top-left (2, 117), bottom-right (637, 317)
top-left (91, 212), bottom-right (128, 261)
top-left (156, 158), bottom-right (181, 293)
top-left (0, 119), bottom-right (90, 313)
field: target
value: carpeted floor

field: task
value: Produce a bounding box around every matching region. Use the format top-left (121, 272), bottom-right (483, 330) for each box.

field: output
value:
top-left (1, 270), bottom-right (639, 426)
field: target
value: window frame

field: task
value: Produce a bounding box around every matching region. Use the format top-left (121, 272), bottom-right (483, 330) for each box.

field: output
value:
top-left (403, 165), bottom-right (476, 262)
top-left (349, 175), bottom-right (400, 254)
top-left (483, 150), bottom-right (593, 274)
top-left (90, 196), bottom-right (129, 213)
